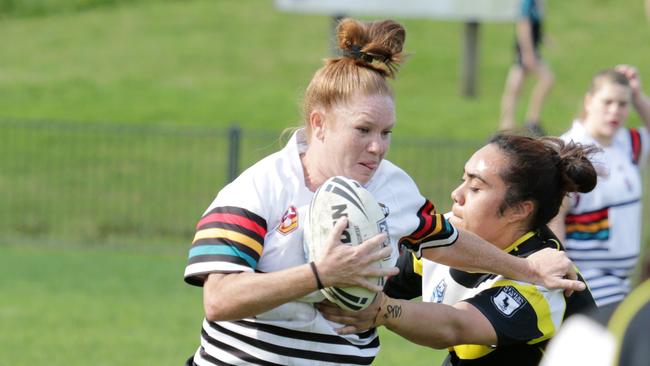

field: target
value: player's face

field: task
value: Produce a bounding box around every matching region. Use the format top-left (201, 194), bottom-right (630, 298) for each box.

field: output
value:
top-left (322, 93), bottom-right (395, 184)
top-left (583, 82), bottom-right (631, 144)
top-left (449, 144), bottom-right (513, 246)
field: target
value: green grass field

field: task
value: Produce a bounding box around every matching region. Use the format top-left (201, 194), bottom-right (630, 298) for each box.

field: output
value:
top-left (1, 0), bottom-right (649, 365)
top-left (0, 243), bottom-right (447, 365)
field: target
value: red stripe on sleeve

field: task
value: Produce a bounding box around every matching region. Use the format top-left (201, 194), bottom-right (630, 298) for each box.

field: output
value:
top-left (565, 207), bottom-right (608, 224)
top-left (411, 201), bottom-right (435, 239)
top-left (196, 212), bottom-right (267, 237)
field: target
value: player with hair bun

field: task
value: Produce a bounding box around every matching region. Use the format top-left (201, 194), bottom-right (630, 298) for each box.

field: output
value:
top-left (321, 134), bottom-right (598, 366)
top-left (183, 19), bottom-right (585, 366)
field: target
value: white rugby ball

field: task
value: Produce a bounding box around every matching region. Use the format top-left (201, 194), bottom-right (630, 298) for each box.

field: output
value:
top-left (304, 176), bottom-right (390, 311)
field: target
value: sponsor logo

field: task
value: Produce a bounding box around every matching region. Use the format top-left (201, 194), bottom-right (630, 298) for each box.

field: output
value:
top-left (277, 205), bottom-right (298, 235)
top-left (491, 286), bottom-right (526, 317)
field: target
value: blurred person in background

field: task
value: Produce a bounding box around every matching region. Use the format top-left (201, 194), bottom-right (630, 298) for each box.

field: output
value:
top-left (320, 133), bottom-right (597, 366)
top-left (550, 65), bottom-right (650, 308)
top-left (499, 0), bottom-right (554, 135)
top-left (182, 18), bottom-right (584, 366)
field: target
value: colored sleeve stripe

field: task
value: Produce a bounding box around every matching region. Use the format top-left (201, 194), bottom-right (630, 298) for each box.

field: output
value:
top-left (630, 128), bottom-right (641, 165)
top-left (193, 228), bottom-right (263, 256)
top-left (203, 206), bottom-right (267, 229)
top-left (189, 245), bottom-right (257, 268)
top-left (565, 207), bottom-right (608, 224)
top-left (197, 212), bottom-right (267, 238)
top-left (192, 237), bottom-right (261, 261)
top-left (566, 219), bottom-right (610, 233)
top-left (197, 220), bottom-right (265, 244)
top-left (399, 214), bottom-right (456, 246)
top-left (187, 253), bottom-right (253, 270)
top-left (410, 200), bottom-right (438, 239)
top-left (566, 229), bottom-right (610, 241)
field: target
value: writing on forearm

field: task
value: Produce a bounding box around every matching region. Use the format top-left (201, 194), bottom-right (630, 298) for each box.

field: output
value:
top-left (382, 304), bottom-right (402, 321)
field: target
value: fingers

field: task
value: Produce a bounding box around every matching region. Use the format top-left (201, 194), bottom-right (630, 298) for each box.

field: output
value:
top-left (552, 278), bottom-right (586, 293)
top-left (326, 217), bottom-right (349, 248)
top-left (357, 233), bottom-right (388, 255)
top-left (565, 265), bottom-right (578, 282)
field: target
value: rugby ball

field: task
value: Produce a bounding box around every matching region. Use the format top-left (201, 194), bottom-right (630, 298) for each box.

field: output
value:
top-left (304, 176), bottom-right (390, 311)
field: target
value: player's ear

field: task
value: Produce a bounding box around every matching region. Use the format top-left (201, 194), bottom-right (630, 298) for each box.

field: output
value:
top-left (508, 200), bottom-right (534, 223)
top-left (309, 109), bottom-right (326, 141)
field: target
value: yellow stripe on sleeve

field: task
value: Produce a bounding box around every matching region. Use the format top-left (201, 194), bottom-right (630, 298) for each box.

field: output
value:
top-left (193, 228), bottom-right (263, 256)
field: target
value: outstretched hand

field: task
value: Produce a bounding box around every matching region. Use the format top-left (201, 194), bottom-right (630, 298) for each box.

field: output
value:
top-left (527, 248), bottom-right (585, 296)
top-left (315, 218), bottom-right (399, 292)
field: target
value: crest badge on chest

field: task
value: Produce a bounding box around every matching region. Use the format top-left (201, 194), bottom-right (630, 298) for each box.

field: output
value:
top-left (277, 205), bottom-right (299, 235)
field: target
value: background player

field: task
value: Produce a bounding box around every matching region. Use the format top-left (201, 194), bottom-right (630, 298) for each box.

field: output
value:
top-left (499, 0), bottom-right (554, 135)
top-left (550, 65), bottom-right (650, 308)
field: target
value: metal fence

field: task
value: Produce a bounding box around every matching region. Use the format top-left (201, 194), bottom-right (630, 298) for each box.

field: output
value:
top-left (1, 119), bottom-right (648, 248)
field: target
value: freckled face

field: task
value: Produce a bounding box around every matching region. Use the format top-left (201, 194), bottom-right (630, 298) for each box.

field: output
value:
top-left (583, 82), bottom-right (631, 145)
top-left (319, 93), bottom-right (395, 184)
top-left (449, 144), bottom-right (511, 245)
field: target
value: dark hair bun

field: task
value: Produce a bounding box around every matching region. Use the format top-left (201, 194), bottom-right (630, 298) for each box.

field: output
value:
top-left (543, 138), bottom-right (599, 194)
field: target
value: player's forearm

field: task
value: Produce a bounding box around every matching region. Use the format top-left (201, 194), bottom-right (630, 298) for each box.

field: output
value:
top-left (633, 92), bottom-right (650, 129)
top-left (203, 265), bottom-right (318, 321)
top-left (377, 297), bottom-right (467, 349)
top-left (423, 228), bottom-right (535, 281)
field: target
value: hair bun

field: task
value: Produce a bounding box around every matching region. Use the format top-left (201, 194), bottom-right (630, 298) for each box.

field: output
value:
top-left (336, 18), bottom-right (405, 78)
top-left (548, 139), bottom-right (599, 193)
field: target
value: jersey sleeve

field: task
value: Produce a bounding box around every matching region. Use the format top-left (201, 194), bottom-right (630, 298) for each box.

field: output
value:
top-left (184, 173), bottom-right (270, 287)
top-left (397, 199), bottom-right (459, 259)
top-left (462, 280), bottom-right (566, 346)
top-left (368, 161), bottom-right (458, 261)
top-left (629, 127), bottom-right (650, 166)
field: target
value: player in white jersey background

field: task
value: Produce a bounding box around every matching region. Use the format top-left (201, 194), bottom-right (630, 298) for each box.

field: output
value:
top-left (550, 65), bottom-right (650, 308)
top-left (319, 134), bottom-right (597, 366)
top-left (183, 18), bottom-right (586, 366)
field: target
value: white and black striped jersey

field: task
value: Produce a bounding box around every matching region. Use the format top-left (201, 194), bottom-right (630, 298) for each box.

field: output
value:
top-left (183, 129), bottom-right (458, 365)
top-left (561, 121), bottom-right (649, 307)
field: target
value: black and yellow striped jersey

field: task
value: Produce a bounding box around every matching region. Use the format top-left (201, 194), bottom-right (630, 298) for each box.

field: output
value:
top-left (385, 226), bottom-right (596, 366)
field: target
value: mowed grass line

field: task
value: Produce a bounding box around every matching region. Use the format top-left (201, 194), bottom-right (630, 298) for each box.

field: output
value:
top-left (0, 243), bottom-right (445, 365)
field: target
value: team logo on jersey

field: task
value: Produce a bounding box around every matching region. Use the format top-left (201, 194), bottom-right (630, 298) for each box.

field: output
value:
top-left (491, 286), bottom-right (526, 317)
top-left (277, 205), bottom-right (298, 235)
top-left (432, 279), bottom-right (447, 303)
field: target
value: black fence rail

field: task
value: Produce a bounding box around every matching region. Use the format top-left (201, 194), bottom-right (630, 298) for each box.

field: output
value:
top-left (1, 119), bottom-right (648, 248)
